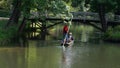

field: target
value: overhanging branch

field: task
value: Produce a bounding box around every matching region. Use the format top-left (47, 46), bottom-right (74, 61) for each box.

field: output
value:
top-left (46, 21), bottom-right (62, 28)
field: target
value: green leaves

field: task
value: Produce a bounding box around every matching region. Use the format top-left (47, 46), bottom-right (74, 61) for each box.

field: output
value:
top-left (0, 0), bottom-right (12, 10)
top-left (50, 1), bottom-right (67, 15)
top-left (9, 0), bottom-right (73, 20)
top-left (90, 0), bottom-right (117, 13)
top-left (71, 0), bottom-right (82, 7)
top-left (104, 26), bottom-right (120, 41)
top-left (0, 20), bottom-right (18, 40)
top-left (34, 0), bottom-right (73, 20)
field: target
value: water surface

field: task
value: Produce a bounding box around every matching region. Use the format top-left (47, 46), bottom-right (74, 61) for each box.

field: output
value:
top-left (0, 41), bottom-right (120, 68)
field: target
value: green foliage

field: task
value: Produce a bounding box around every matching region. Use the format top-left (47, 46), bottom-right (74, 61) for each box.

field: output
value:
top-left (90, 0), bottom-right (117, 13)
top-left (21, 0), bottom-right (37, 18)
top-left (0, 0), bottom-right (12, 10)
top-left (10, 0), bottom-right (73, 19)
top-left (0, 20), bottom-right (18, 40)
top-left (36, 0), bottom-right (72, 18)
top-left (114, 0), bottom-right (120, 14)
top-left (104, 26), bottom-right (120, 41)
top-left (50, 1), bottom-right (67, 14)
top-left (71, 0), bottom-right (82, 8)
top-left (0, 10), bottom-right (10, 17)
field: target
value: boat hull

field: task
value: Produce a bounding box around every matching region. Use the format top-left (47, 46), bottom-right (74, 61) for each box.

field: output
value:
top-left (61, 41), bottom-right (74, 47)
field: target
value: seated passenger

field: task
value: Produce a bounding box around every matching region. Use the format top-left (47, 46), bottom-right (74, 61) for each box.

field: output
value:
top-left (61, 32), bottom-right (74, 45)
top-left (67, 32), bottom-right (74, 43)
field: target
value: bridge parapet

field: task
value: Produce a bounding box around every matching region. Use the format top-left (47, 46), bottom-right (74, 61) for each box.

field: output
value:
top-left (71, 12), bottom-right (100, 20)
top-left (72, 12), bottom-right (120, 22)
top-left (30, 11), bottom-right (120, 23)
top-left (105, 13), bottom-right (120, 22)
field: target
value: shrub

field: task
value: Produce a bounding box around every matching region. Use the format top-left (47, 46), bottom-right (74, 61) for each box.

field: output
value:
top-left (104, 26), bottom-right (120, 42)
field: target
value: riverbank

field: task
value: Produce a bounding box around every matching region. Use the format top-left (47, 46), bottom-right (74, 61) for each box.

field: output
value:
top-left (0, 20), bottom-right (19, 46)
top-left (103, 26), bottom-right (120, 43)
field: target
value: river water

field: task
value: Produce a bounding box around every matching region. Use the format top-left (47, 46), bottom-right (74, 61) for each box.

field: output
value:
top-left (0, 40), bottom-right (120, 68)
top-left (0, 24), bottom-right (120, 68)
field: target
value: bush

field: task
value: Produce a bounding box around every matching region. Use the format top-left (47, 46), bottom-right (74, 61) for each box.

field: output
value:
top-left (0, 20), bottom-right (18, 45)
top-left (104, 26), bottom-right (120, 42)
top-left (0, 10), bottom-right (10, 17)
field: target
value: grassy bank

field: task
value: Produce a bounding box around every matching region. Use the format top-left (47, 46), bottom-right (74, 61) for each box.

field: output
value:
top-left (104, 26), bottom-right (120, 42)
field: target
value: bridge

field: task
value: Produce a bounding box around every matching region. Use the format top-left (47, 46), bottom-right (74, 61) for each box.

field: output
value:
top-left (39, 12), bottom-right (119, 32)
top-left (29, 11), bottom-right (120, 31)
top-left (45, 12), bottom-right (120, 25)
top-left (24, 12), bottom-right (120, 39)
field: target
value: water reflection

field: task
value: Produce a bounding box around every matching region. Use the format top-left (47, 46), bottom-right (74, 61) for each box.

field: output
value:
top-left (0, 41), bottom-right (120, 68)
top-left (26, 41), bottom-right (62, 68)
top-left (0, 47), bottom-right (26, 68)
top-left (62, 47), bottom-right (74, 68)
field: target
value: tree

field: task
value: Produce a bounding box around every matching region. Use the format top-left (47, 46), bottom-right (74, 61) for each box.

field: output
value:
top-left (71, 0), bottom-right (84, 11)
top-left (6, 0), bottom-right (72, 40)
top-left (18, 0), bottom-right (72, 40)
top-left (6, 0), bottom-right (37, 26)
top-left (36, 0), bottom-right (72, 40)
top-left (5, 0), bottom-right (22, 26)
top-left (85, 0), bottom-right (117, 32)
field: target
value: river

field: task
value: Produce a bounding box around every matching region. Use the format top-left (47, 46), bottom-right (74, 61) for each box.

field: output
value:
top-left (0, 24), bottom-right (120, 68)
top-left (0, 40), bottom-right (120, 68)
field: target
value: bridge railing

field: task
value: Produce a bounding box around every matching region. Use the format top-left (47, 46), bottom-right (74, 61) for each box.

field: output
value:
top-left (72, 12), bottom-right (120, 22)
top-left (72, 12), bottom-right (100, 20)
top-left (46, 12), bottom-right (100, 20)
top-left (106, 14), bottom-right (120, 22)
top-left (30, 11), bottom-right (120, 22)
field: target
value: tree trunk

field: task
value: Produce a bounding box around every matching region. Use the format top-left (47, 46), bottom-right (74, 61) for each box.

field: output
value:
top-left (18, 17), bottom-right (26, 33)
top-left (98, 5), bottom-right (107, 32)
top-left (6, 0), bottom-right (21, 27)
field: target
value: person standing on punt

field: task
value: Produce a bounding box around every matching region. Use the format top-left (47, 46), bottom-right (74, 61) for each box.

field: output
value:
top-left (63, 23), bottom-right (69, 38)
top-left (61, 22), bottom-right (69, 45)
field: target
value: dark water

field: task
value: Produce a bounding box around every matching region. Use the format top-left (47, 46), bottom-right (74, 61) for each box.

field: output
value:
top-left (0, 41), bottom-right (120, 68)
